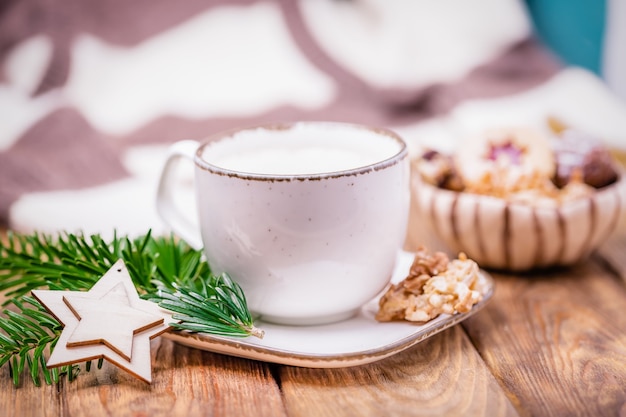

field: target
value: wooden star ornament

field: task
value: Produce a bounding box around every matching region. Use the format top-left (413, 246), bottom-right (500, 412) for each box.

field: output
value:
top-left (32, 259), bottom-right (176, 383)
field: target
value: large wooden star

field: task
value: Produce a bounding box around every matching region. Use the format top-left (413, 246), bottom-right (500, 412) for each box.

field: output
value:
top-left (32, 259), bottom-right (175, 383)
top-left (63, 282), bottom-right (164, 361)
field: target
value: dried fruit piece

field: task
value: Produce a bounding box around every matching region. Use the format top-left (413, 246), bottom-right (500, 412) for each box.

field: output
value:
top-left (552, 129), bottom-right (618, 189)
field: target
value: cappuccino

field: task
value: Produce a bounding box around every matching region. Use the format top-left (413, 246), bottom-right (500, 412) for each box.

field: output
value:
top-left (201, 124), bottom-right (401, 175)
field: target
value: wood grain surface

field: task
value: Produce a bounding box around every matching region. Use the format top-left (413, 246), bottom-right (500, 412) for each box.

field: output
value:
top-left (61, 340), bottom-right (286, 417)
top-left (463, 259), bottom-right (626, 417)
top-left (2, 207), bottom-right (626, 416)
top-left (279, 327), bottom-right (517, 417)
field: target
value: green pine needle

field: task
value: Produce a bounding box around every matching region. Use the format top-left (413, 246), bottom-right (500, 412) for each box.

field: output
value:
top-left (0, 230), bottom-right (261, 387)
top-left (0, 296), bottom-right (79, 386)
top-left (146, 274), bottom-right (264, 339)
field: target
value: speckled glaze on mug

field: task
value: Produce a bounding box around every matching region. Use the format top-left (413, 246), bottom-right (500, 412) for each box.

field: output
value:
top-left (157, 122), bottom-right (410, 325)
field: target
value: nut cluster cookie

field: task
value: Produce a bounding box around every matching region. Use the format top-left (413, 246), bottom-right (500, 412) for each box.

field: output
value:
top-left (376, 247), bottom-right (485, 323)
top-left (416, 127), bottom-right (619, 207)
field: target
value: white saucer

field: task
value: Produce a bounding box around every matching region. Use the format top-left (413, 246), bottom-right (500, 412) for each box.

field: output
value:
top-left (163, 251), bottom-right (495, 368)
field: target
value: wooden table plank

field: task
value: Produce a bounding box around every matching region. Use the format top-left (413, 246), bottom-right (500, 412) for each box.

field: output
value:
top-left (279, 326), bottom-right (519, 417)
top-left (56, 338), bottom-right (287, 417)
top-left (0, 367), bottom-right (60, 417)
top-left (0, 338), bottom-right (287, 417)
top-left (0, 284), bottom-right (61, 417)
top-left (462, 258), bottom-right (626, 417)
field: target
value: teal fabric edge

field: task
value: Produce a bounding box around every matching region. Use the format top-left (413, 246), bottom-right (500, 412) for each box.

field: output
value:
top-left (525, 0), bottom-right (606, 75)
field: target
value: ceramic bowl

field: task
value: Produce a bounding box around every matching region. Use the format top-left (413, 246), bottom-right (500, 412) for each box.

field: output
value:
top-left (411, 167), bottom-right (626, 271)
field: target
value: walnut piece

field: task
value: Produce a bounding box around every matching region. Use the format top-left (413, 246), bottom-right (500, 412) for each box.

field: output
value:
top-left (376, 248), bottom-right (483, 323)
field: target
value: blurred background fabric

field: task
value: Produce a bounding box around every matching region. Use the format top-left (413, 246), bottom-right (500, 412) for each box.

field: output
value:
top-left (526, 0), bottom-right (626, 99)
top-left (0, 0), bottom-right (625, 238)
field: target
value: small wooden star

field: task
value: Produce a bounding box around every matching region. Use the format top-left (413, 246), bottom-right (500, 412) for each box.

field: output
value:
top-left (63, 282), bottom-right (164, 361)
top-left (32, 259), bottom-right (175, 383)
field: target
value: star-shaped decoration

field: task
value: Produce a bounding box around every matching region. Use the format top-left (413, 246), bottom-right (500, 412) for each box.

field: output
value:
top-left (32, 259), bottom-right (176, 383)
top-left (63, 282), bottom-right (164, 361)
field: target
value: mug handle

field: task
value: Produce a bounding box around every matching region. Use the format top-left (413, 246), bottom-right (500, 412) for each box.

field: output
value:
top-left (156, 140), bottom-right (203, 249)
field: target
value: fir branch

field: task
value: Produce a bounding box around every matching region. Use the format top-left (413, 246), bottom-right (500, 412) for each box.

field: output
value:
top-left (0, 296), bottom-right (79, 386)
top-left (146, 273), bottom-right (264, 339)
top-left (0, 230), bottom-right (261, 387)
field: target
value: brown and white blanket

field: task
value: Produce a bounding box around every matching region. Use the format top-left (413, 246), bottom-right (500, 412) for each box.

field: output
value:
top-left (1, 0), bottom-right (625, 239)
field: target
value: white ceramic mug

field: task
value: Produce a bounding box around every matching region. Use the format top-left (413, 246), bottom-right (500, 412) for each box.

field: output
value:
top-left (156, 122), bottom-right (410, 325)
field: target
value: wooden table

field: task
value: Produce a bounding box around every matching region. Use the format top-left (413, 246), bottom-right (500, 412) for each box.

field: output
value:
top-left (2, 199), bottom-right (626, 417)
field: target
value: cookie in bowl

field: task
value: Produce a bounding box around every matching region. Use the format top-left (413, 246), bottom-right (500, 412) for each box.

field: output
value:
top-left (412, 126), bottom-right (626, 271)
